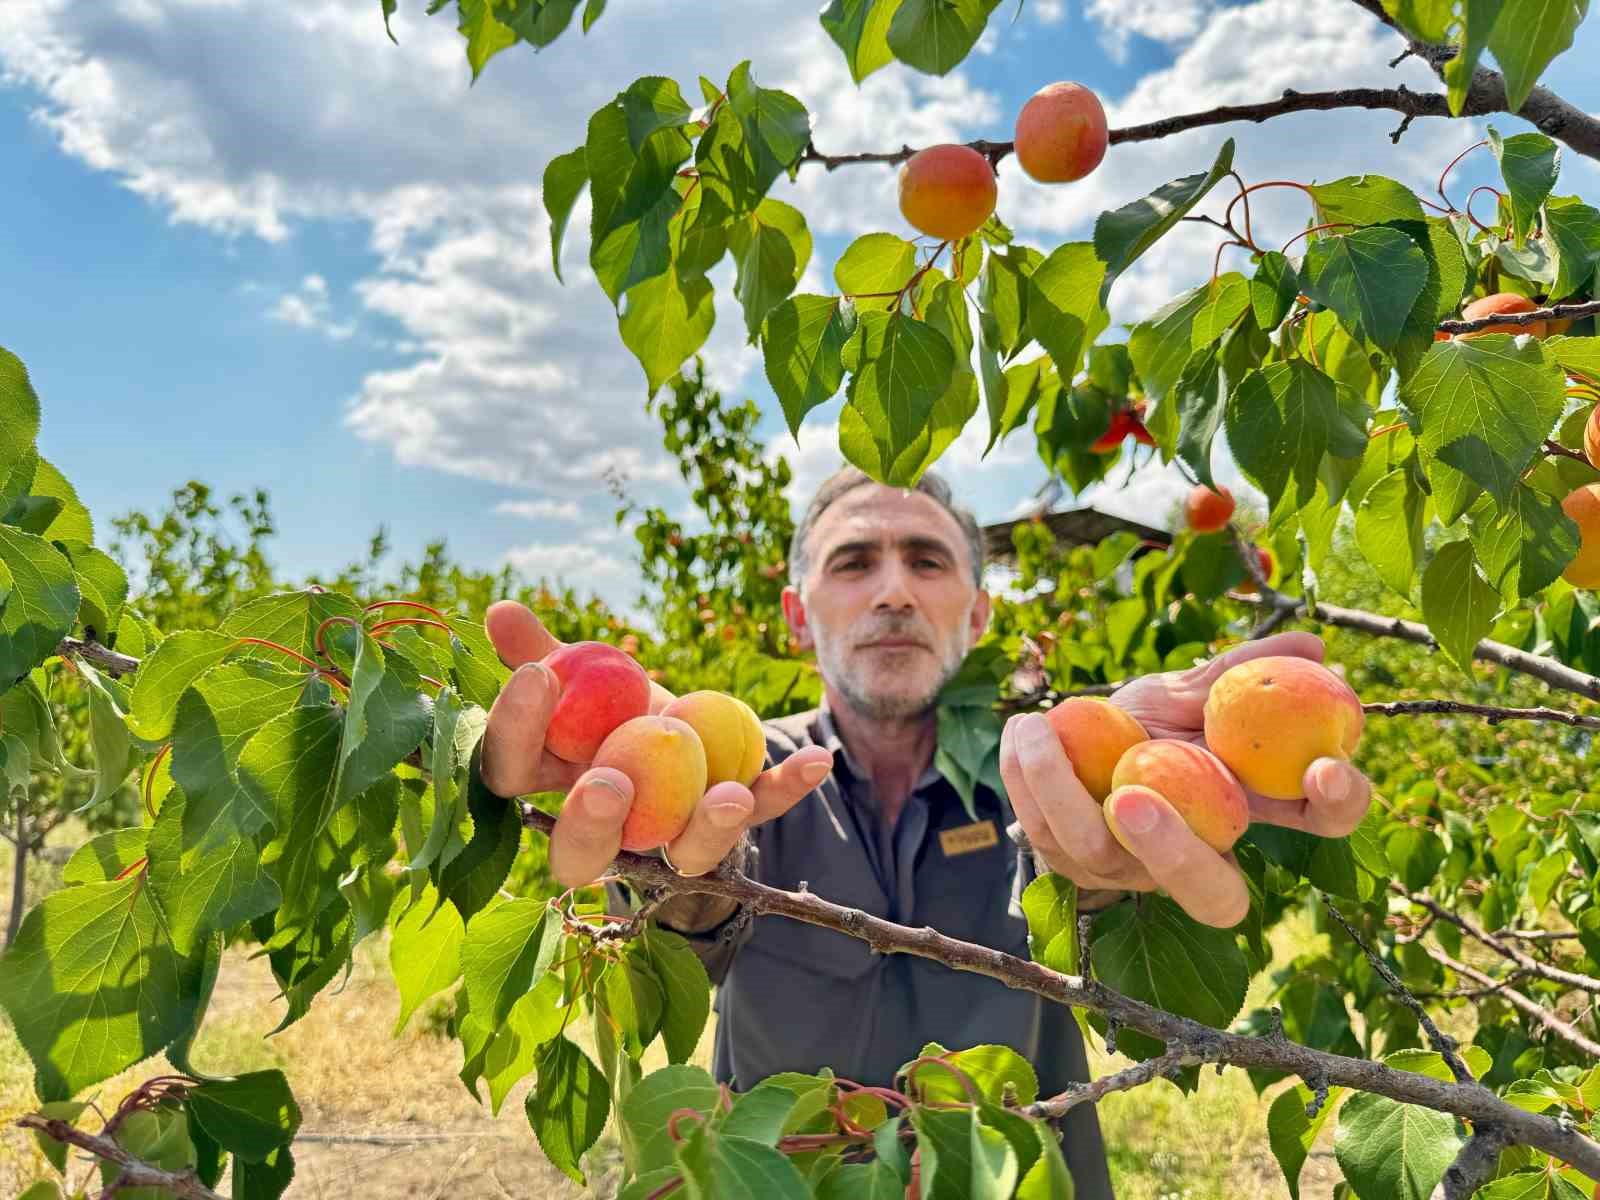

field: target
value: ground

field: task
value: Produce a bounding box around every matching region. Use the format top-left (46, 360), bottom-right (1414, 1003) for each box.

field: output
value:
top-left (0, 834), bottom-right (1344, 1199)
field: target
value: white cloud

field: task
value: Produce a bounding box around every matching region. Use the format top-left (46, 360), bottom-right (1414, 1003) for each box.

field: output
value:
top-left (502, 539), bottom-right (633, 586)
top-left (1032, 0), bottom-right (1067, 24)
top-left (494, 497), bottom-right (582, 521)
top-left (1085, 0), bottom-right (1215, 60)
top-left (267, 272), bottom-right (354, 339)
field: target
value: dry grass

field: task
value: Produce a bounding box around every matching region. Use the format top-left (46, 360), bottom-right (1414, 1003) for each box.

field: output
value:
top-left (3, 831), bottom-right (1341, 1199)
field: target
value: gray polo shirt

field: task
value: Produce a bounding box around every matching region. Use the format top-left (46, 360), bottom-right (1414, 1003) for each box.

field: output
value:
top-left (672, 705), bottom-right (1114, 1199)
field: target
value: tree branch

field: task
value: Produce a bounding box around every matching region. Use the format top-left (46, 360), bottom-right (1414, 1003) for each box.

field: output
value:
top-left (1423, 945), bottom-right (1600, 1060)
top-left (1547, 439), bottom-right (1593, 467)
top-left (1399, 887), bottom-right (1600, 994)
top-left (1439, 1126), bottom-right (1511, 1200)
top-left (1440, 299), bottom-right (1600, 335)
top-left (15, 1116), bottom-right (227, 1200)
top-left (1021, 1047), bottom-right (1193, 1120)
top-left (56, 637), bottom-right (140, 679)
top-left (1363, 699), bottom-right (1600, 731)
top-left (519, 803), bottom-right (1600, 1179)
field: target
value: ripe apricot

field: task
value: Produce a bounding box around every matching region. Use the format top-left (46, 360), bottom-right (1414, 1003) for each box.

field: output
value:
top-left (661, 690), bottom-right (767, 788)
top-left (1561, 484), bottom-right (1600, 588)
top-left (593, 714), bottom-right (708, 851)
top-left (1202, 656), bottom-right (1364, 801)
top-left (542, 641), bottom-right (653, 762)
top-left (1459, 292), bottom-right (1545, 339)
top-left (1043, 697), bottom-right (1149, 802)
top-left (1584, 407), bottom-right (1600, 470)
top-left (1109, 740), bottom-right (1249, 854)
top-left (898, 144), bottom-right (997, 241)
top-left (1185, 485), bottom-right (1235, 534)
top-left (1235, 546), bottom-right (1274, 595)
top-left (1014, 82), bottom-right (1108, 184)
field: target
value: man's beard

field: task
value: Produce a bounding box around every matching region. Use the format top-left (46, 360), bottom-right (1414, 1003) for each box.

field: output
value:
top-left (811, 614), bottom-right (971, 721)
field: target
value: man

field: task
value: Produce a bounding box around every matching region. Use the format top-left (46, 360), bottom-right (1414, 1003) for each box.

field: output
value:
top-left (478, 466), bottom-right (1372, 1199)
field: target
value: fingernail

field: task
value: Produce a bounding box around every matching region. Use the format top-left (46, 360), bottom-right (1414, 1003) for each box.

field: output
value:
top-left (586, 777), bottom-right (628, 818)
top-left (1318, 759), bottom-right (1352, 805)
top-left (1113, 790), bottom-right (1159, 836)
top-left (801, 761), bottom-right (831, 787)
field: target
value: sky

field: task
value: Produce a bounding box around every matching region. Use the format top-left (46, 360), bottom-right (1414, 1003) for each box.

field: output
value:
top-left (3, 0), bottom-right (1599, 625)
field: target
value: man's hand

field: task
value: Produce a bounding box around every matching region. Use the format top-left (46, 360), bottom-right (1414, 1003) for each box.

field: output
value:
top-left (999, 631), bottom-right (1372, 929)
top-left (480, 600), bottom-right (834, 887)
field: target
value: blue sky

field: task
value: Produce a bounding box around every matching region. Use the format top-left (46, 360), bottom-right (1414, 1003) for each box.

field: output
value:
top-left (2, 0), bottom-right (1596, 623)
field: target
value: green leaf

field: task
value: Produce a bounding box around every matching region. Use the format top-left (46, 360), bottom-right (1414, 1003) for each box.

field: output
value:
top-left (1300, 228), bottom-right (1428, 349)
top-left (74, 660), bottom-right (133, 812)
top-left (333, 626), bottom-right (431, 808)
top-left (0, 526), bottom-right (78, 687)
top-left (1191, 274), bottom-right (1249, 348)
top-left (54, 539), bottom-right (127, 641)
top-left (1404, 336), bottom-right (1566, 522)
top-left (677, 1123), bottom-right (814, 1199)
top-left (219, 589), bottom-right (364, 661)
top-left (586, 98), bottom-right (686, 305)
top-left (1468, 482), bottom-right (1580, 601)
top-left (1093, 139), bottom-right (1234, 304)
top-left (1174, 348), bottom-right (1227, 488)
top-left (1227, 361), bottom-right (1363, 513)
top-left (820, 0), bottom-right (900, 83)
top-left (1333, 1091), bottom-right (1464, 1200)
top-left (582, 0), bottom-right (606, 32)
top-left (0, 347), bottom-right (41, 472)
top-left (724, 61), bottom-right (811, 196)
top-left (817, 1162), bottom-right (907, 1199)
top-left (844, 311), bottom-right (956, 485)
top-left (232, 1144), bottom-right (293, 1200)
top-left (620, 1064), bottom-right (721, 1175)
top-left (1268, 1083), bottom-right (1345, 1200)
top-left (62, 827), bottom-right (146, 883)
top-left (147, 788), bottom-right (279, 956)
top-left (1445, 0), bottom-right (1504, 115)
top-left (543, 147), bottom-right (588, 285)
top-left (1026, 242), bottom-right (1109, 383)
top-left (462, 898), bottom-right (562, 1034)
top-left (639, 927), bottom-right (711, 1063)
top-left (461, 973), bottom-right (567, 1115)
top-left (619, 268), bottom-right (715, 395)
top-left (1250, 251), bottom-right (1299, 332)
top-left (390, 884), bottom-right (465, 1035)
top-left (126, 631), bottom-right (237, 742)
top-left (1021, 873), bottom-right (1077, 970)
top-left (435, 744), bottom-right (522, 922)
top-left (1544, 196), bottom-right (1600, 300)
top-left (1092, 895), bottom-right (1249, 1058)
top-left (913, 1107), bottom-right (1019, 1200)
top-left (0, 872), bottom-right (209, 1100)
top-left (1356, 468), bottom-right (1427, 597)
top-left (1487, 0), bottom-right (1589, 114)
top-left (980, 244), bottom-right (1040, 363)
top-left (187, 1071), bottom-right (300, 1163)
top-left (912, 1043), bottom-right (1039, 1106)
top-left (1309, 175), bottom-right (1426, 226)
top-left (730, 198), bottom-right (811, 340)
top-left (1490, 128), bottom-right (1561, 245)
top-left (887, 0), bottom-right (999, 74)
top-left (835, 232), bottom-right (917, 295)
top-left (1420, 540), bottom-right (1500, 673)
top-left (527, 1037), bottom-right (611, 1184)
top-left (718, 1080), bottom-right (802, 1145)
top-left (763, 295), bottom-right (854, 436)
top-left (457, 0), bottom-right (516, 79)
top-left (1130, 285), bottom-right (1208, 404)
top-left (1015, 1121), bottom-right (1074, 1200)
top-left (21, 459), bottom-right (92, 544)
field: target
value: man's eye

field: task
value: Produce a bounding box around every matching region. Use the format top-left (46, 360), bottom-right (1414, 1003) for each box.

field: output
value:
top-left (837, 560), bottom-right (865, 572)
top-left (916, 558), bottom-right (943, 569)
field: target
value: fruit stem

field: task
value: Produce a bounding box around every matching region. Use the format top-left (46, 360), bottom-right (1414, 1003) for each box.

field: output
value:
top-left (1279, 222), bottom-right (1356, 255)
top-left (113, 855), bottom-right (148, 882)
top-left (1368, 421), bottom-right (1408, 440)
top-left (1210, 239), bottom-right (1252, 285)
top-left (1226, 171), bottom-right (1257, 250)
top-left (1222, 180), bottom-right (1314, 240)
top-left (1436, 139), bottom-right (1488, 213)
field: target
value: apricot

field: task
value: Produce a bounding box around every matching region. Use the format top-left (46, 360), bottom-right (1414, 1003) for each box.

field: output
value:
top-left (1202, 656), bottom-right (1364, 801)
top-left (1014, 82), bottom-right (1108, 184)
top-left (542, 641), bottom-right (653, 763)
top-left (593, 714), bottom-right (708, 851)
top-left (898, 144), bottom-right (997, 241)
top-left (660, 690), bottom-right (766, 788)
top-left (1459, 292), bottom-right (1545, 339)
top-left (1043, 697), bottom-right (1149, 802)
top-left (1584, 407), bottom-right (1600, 470)
top-left (1185, 485), bottom-right (1235, 534)
top-left (1235, 546), bottom-right (1274, 595)
top-left (1561, 484), bottom-right (1600, 587)
top-left (1109, 739), bottom-right (1249, 854)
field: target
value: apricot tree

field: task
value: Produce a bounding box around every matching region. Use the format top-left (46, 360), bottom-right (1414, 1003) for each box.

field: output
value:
top-left (8, 2), bottom-right (1600, 1198)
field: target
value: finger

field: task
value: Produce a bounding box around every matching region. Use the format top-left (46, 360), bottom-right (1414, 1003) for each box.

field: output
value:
top-left (648, 681), bottom-right (677, 715)
top-left (749, 745), bottom-right (833, 825)
top-left (999, 715), bottom-right (1069, 865)
top-left (664, 781), bottom-right (757, 876)
top-left (485, 600), bottom-right (561, 669)
top-left (549, 768), bottom-right (634, 887)
top-left (1013, 712), bottom-right (1144, 882)
top-left (1104, 787), bottom-right (1250, 928)
top-left (482, 662), bottom-right (560, 797)
top-left (1249, 757), bottom-right (1372, 836)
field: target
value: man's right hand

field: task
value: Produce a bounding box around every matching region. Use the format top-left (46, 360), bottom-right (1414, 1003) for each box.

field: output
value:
top-left (480, 600), bottom-right (834, 888)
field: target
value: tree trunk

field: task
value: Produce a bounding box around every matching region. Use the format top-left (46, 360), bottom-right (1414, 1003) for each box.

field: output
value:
top-left (5, 806), bottom-right (25, 947)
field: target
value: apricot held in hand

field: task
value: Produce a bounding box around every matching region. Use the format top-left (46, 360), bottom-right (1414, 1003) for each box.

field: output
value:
top-left (1043, 697), bottom-right (1149, 802)
top-left (1185, 484), bottom-right (1235, 534)
top-left (593, 715), bottom-right (708, 852)
top-left (1561, 484), bottom-right (1600, 588)
top-left (1203, 656), bottom-right (1364, 801)
top-left (1109, 739), bottom-right (1249, 854)
top-left (1458, 292), bottom-right (1546, 339)
top-left (898, 144), bottom-right (998, 241)
top-left (1014, 82), bottom-right (1108, 184)
top-left (661, 690), bottom-right (766, 787)
top-left (541, 641), bottom-right (653, 763)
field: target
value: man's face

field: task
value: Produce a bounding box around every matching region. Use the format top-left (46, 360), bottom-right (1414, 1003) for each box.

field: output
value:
top-left (782, 484), bottom-right (991, 720)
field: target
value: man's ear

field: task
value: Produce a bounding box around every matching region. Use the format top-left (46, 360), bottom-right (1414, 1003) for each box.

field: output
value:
top-left (781, 585), bottom-right (816, 651)
top-left (968, 588), bottom-right (992, 646)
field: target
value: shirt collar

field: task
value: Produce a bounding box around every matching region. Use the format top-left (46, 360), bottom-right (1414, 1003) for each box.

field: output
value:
top-left (816, 697), bottom-right (949, 796)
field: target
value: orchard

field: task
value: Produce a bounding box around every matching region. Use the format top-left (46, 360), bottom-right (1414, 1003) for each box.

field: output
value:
top-left (8, 3), bottom-right (1600, 1200)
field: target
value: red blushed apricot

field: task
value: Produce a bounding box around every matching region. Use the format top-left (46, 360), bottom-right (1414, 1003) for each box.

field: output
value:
top-left (1459, 292), bottom-right (1546, 339)
top-left (593, 714), bottom-right (708, 852)
top-left (1043, 697), bottom-right (1149, 802)
top-left (660, 690), bottom-right (766, 788)
top-left (1235, 547), bottom-right (1275, 596)
top-left (1185, 485), bottom-right (1235, 534)
top-left (1562, 484), bottom-right (1600, 588)
top-left (1014, 81), bottom-right (1108, 184)
top-left (1109, 740), bottom-right (1249, 854)
top-left (542, 641), bottom-right (653, 763)
top-left (898, 144), bottom-right (998, 241)
top-left (1202, 656), bottom-right (1364, 801)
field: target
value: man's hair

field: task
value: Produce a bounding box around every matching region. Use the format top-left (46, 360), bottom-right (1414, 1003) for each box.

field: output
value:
top-left (788, 466), bottom-right (985, 591)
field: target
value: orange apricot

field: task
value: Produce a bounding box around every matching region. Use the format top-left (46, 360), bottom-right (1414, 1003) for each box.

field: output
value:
top-left (1202, 656), bottom-right (1364, 801)
top-left (1234, 546), bottom-right (1275, 595)
top-left (1043, 697), bottom-right (1149, 802)
top-left (1185, 485), bottom-right (1235, 534)
top-left (898, 144), bottom-right (998, 241)
top-left (593, 714), bottom-right (708, 852)
top-left (1561, 484), bottom-right (1600, 588)
top-left (1584, 407), bottom-right (1600, 470)
top-left (1109, 740), bottom-right (1249, 854)
top-left (542, 641), bottom-right (653, 762)
top-left (1013, 82), bottom-right (1108, 184)
top-left (660, 690), bottom-right (767, 788)
top-left (1459, 292), bottom-right (1546, 339)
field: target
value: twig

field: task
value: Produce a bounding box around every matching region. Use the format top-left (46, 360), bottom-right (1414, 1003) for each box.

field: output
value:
top-left (16, 1116), bottom-right (226, 1200)
top-left (1439, 299), bottom-right (1600, 334)
top-left (57, 637), bottom-right (140, 679)
top-left (517, 803), bottom-right (1600, 1180)
top-left (1441, 1127), bottom-right (1511, 1200)
top-left (1363, 699), bottom-right (1600, 731)
top-left (1495, 929), bottom-right (1582, 944)
top-left (1399, 888), bottom-right (1600, 994)
top-left (1547, 439), bottom-right (1593, 466)
top-left (1423, 945), bottom-right (1600, 1060)
top-left (1320, 895), bottom-right (1474, 1085)
top-left (1021, 1047), bottom-right (1194, 1119)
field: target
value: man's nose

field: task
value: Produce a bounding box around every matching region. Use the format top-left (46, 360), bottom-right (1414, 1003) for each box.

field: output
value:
top-left (871, 559), bottom-right (917, 610)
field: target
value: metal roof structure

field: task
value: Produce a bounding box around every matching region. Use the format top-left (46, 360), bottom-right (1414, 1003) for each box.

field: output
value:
top-left (980, 506), bottom-right (1173, 564)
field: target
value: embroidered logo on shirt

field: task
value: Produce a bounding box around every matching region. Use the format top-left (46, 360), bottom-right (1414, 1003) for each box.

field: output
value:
top-left (939, 819), bottom-right (999, 857)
